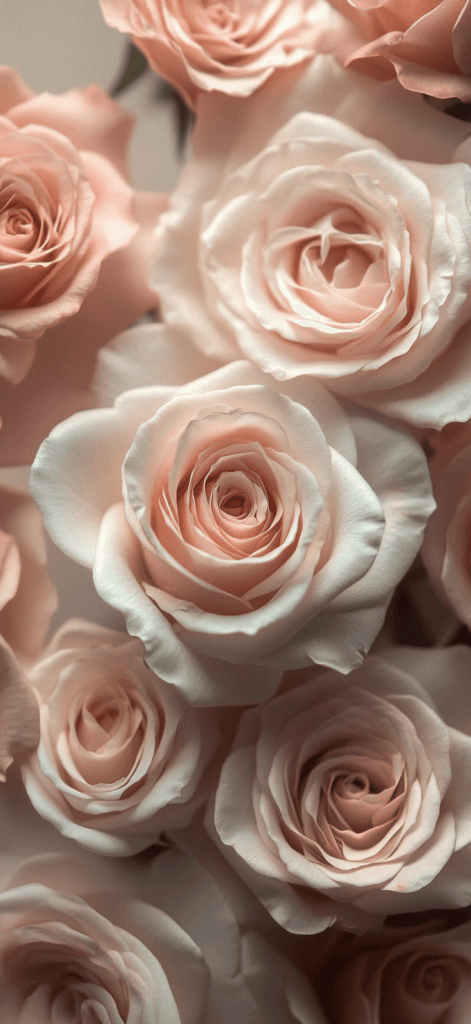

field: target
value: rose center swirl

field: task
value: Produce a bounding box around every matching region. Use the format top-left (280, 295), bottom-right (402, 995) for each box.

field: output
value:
top-left (405, 956), bottom-right (463, 1004)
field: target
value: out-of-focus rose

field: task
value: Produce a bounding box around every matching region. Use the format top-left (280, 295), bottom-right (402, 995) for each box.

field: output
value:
top-left (0, 841), bottom-right (326, 1024)
top-left (21, 619), bottom-right (225, 855)
top-left (100, 0), bottom-right (323, 109)
top-left (422, 420), bottom-right (471, 630)
top-left (0, 476), bottom-right (56, 660)
top-left (327, 0), bottom-right (471, 103)
top-left (0, 68), bottom-right (165, 464)
top-left (0, 640), bottom-right (39, 780)
top-left (30, 360), bottom-right (433, 706)
top-left (155, 55), bottom-right (471, 430)
top-left (334, 920), bottom-right (471, 1023)
top-left (210, 646), bottom-right (471, 934)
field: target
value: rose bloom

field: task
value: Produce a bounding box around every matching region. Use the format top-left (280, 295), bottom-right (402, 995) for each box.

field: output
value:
top-left (327, 0), bottom-right (471, 103)
top-left (0, 475), bottom-right (57, 660)
top-left (334, 921), bottom-right (471, 1023)
top-left (20, 619), bottom-right (225, 855)
top-left (100, 0), bottom-right (322, 109)
top-left (155, 55), bottom-right (471, 430)
top-left (0, 841), bottom-right (325, 1024)
top-left (421, 420), bottom-right (471, 630)
top-left (210, 645), bottom-right (471, 934)
top-left (0, 67), bottom-right (165, 463)
top-left (30, 360), bottom-right (433, 706)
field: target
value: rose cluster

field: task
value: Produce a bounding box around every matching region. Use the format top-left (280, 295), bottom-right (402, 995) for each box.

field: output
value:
top-left (2, 0), bottom-right (471, 1020)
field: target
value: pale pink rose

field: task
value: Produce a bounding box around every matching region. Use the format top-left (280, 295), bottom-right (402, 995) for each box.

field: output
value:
top-left (30, 360), bottom-right (433, 706)
top-left (0, 476), bottom-right (57, 659)
top-left (210, 645), bottom-right (471, 934)
top-left (100, 0), bottom-right (323, 109)
top-left (0, 844), bottom-right (325, 1024)
top-left (335, 920), bottom-right (471, 1023)
top-left (422, 420), bottom-right (471, 630)
top-left (0, 66), bottom-right (164, 443)
top-left (21, 619), bottom-right (226, 855)
top-left (327, 0), bottom-right (471, 103)
top-left (155, 55), bottom-right (471, 430)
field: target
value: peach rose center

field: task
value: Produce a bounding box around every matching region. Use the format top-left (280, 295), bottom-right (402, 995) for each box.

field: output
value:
top-left (299, 744), bottom-right (406, 856)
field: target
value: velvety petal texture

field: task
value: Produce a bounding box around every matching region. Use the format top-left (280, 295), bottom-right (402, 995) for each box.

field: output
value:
top-left (30, 359), bottom-right (433, 706)
top-left (0, 66), bottom-right (162, 401)
top-left (210, 646), bottom-right (471, 933)
top-left (100, 0), bottom-right (323, 109)
top-left (422, 420), bottom-right (471, 629)
top-left (154, 55), bottom-right (471, 429)
top-left (21, 620), bottom-right (225, 855)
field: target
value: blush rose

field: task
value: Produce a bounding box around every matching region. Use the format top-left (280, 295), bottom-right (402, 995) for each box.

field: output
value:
top-left (335, 920), bottom-right (471, 1024)
top-left (0, 844), bottom-right (325, 1024)
top-left (154, 54), bottom-right (471, 430)
top-left (421, 420), bottom-right (471, 630)
top-left (0, 65), bottom-right (164, 411)
top-left (21, 620), bottom-right (225, 855)
top-left (327, 0), bottom-right (471, 103)
top-left (30, 360), bottom-right (433, 706)
top-left (210, 646), bottom-right (471, 933)
top-left (99, 0), bottom-right (322, 109)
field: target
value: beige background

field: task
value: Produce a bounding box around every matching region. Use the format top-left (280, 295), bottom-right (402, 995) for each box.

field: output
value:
top-left (1, 0), bottom-right (181, 192)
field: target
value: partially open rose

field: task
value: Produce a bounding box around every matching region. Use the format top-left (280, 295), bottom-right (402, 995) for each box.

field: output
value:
top-left (335, 920), bottom-right (471, 1023)
top-left (327, 0), bottom-right (471, 103)
top-left (155, 55), bottom-right (471, 430)
top-left (211, 646), bottom-right (471, 933)
top-left (31, 360), bottom-right (433, 706)
top-left (0, 842), bottom-right (325, 1024)
top-left (21, 620), bottom-right (224, 855)
top-left (100, 0), bottom-right (322, 109)
top-left (422, 421), bottom-right (471, 630)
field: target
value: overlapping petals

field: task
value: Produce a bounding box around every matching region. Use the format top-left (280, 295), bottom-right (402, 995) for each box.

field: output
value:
top-left (0, 841), bottom-right (325, 1024)
top-left (31, 360), bottom-right (433, 705)
top-left (0, 66), bottom-right (164, 453)
top-left (326, 0), bottom-right (471, 102)
top-left (154, 55), bottom-right (471, 429)
top-left (211, 647), bottom-right (471, 933)
top-left (21, 620), bottom-right (223, 854)
top-left (100, 0), bottom-right (321, 108)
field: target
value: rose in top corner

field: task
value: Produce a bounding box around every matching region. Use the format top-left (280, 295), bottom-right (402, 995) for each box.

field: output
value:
top-left (100, 0), bottom-right (327, 109)
top-left (30, 359), bottom-right (433, 706)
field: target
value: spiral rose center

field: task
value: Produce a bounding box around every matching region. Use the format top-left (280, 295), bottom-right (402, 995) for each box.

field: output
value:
top-left (201, 0), bottom-right (241, 33)
top-left (0, 189), bottom-right (39, 255)
top-left (405, 957), bottom-right (461, 1004)
top-left (4, 929), bottom-right (129, 1019)
top-left (220, 490), bottom-right (249, 516)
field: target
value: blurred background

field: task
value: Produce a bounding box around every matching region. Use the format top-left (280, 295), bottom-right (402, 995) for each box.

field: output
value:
top-left (0, 0), bottom-right (181, 192)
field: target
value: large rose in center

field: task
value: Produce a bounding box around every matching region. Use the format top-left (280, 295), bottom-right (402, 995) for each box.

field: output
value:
top-left (30, 361), bottom-right (433, 706)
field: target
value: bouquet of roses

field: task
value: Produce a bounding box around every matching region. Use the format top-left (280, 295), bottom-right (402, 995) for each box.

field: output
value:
top-left (1, 0), bottom-right (471, 1019)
